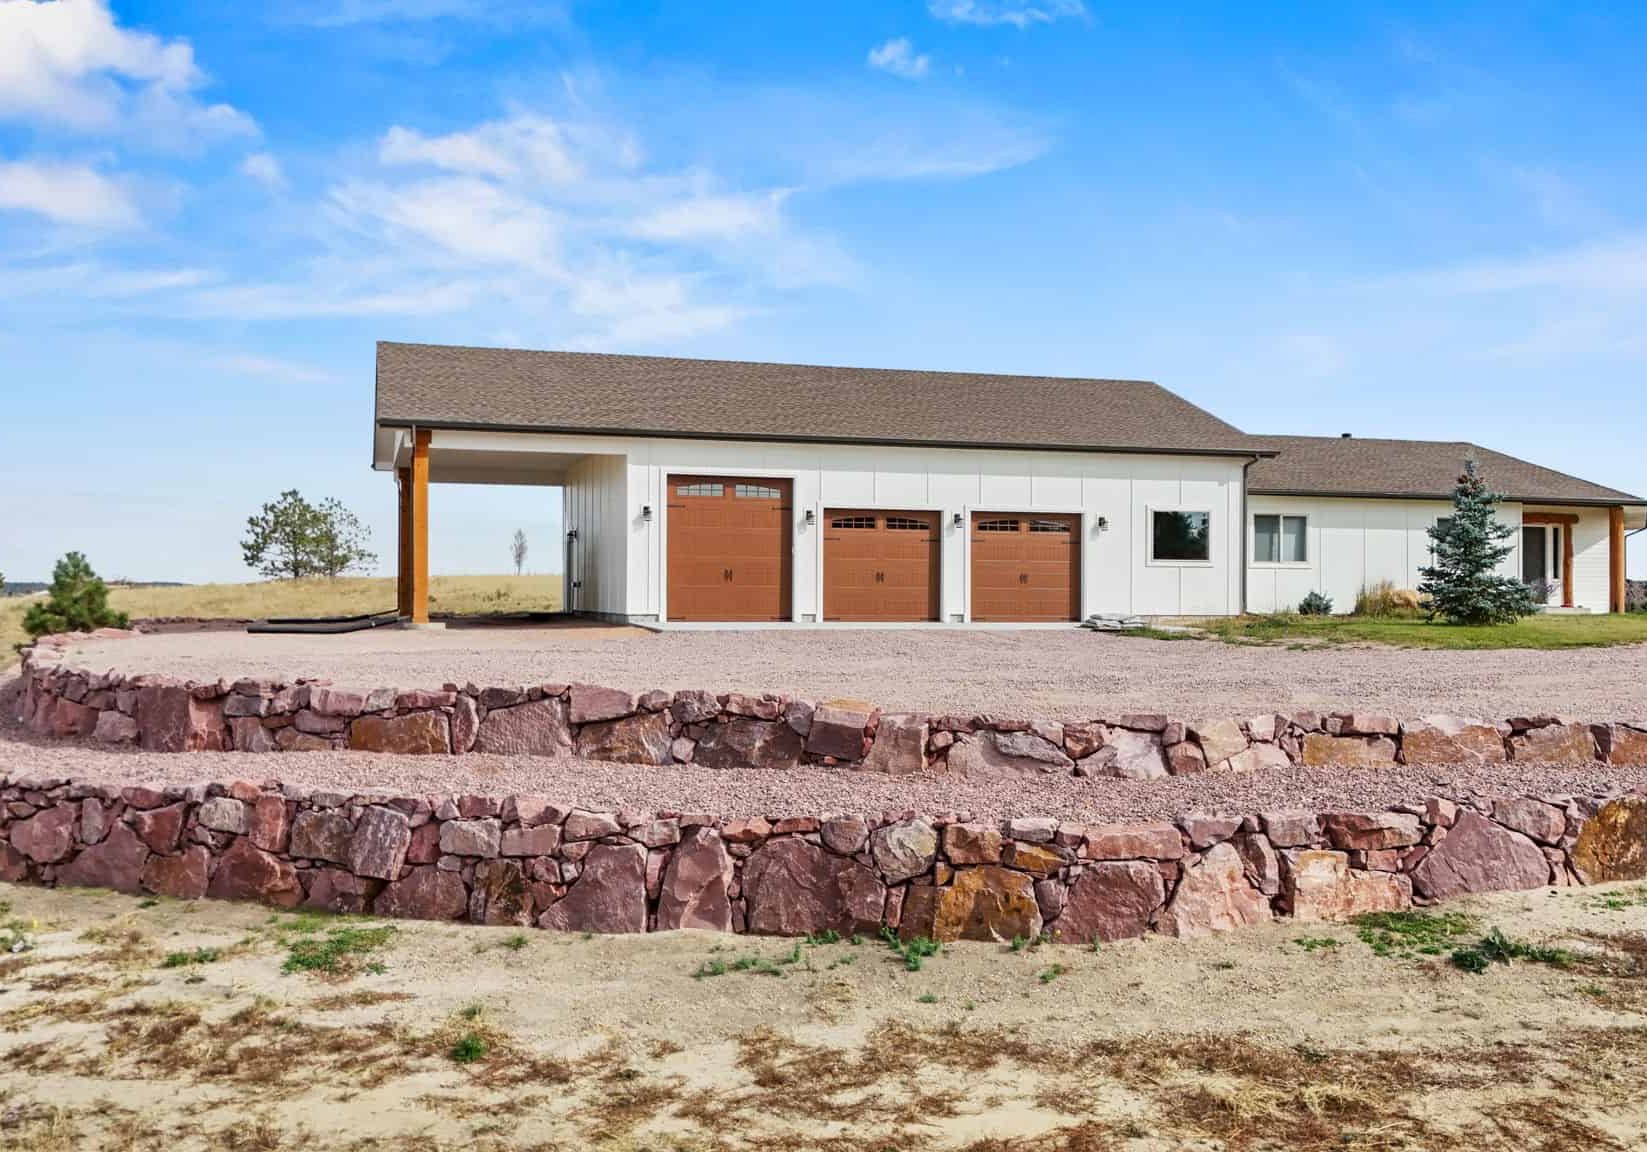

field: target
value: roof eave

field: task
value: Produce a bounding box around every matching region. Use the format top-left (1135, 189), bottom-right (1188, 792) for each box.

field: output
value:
top-left (1248, 487), bottom-right (1645, 507)
top-left (372, 417), bottom-right (1277, 459)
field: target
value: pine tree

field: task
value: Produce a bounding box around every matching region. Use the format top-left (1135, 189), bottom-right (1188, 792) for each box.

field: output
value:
top-left (23, 552), bottom-right (130, 638)
top-left (241, 490), bottom-right (375, 579)
top-left (1418, 460), bottom-right (1538, 625)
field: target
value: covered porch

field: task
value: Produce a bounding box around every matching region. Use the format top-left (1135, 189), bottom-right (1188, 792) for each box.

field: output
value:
top-left (382, 428), bottom-right (619, 624)
top-left (1520, 504), bottom-right (1638, 613)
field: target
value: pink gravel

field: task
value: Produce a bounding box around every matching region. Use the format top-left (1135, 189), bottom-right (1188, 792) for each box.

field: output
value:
top-left (56, 626), bottom-right (1647, 720)
top-left (5, 698), bottom-right (1641, 824)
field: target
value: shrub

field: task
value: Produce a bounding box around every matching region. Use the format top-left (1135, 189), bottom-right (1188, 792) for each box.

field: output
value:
top-left (1418, 461), bottom-right (1538, 625)
top-left (1353, 580), bottom-right (1422, 619)
top-left (22, 552), bottom-right (129, 638)
top-left (1297, 590), bottom-right (1333, 616)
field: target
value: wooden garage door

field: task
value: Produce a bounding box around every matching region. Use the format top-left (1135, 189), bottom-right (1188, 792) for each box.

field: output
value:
top-left (823, 510), bottom-right (940, 622)
top-left (667, 476), bottom-right (792, 621)
top-left (970, 513), bottom-right (1080, 622)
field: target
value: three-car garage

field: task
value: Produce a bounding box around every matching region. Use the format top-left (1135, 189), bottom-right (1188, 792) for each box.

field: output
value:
top-left (665, 474), bottom-right (1081, 623)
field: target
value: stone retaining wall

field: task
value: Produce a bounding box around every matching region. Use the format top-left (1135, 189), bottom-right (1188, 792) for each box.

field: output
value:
top-left (3, 771), bottom-right (1645, 941)
top-left (19, 632), bottom-right (1647, 777)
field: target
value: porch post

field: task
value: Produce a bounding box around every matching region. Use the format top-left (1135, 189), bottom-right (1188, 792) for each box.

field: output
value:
top-left (396, 466), bottom-right (412, 617)
top-left (1611, 506), bottom-right (1626, 613)
top-left (1562, 522), bottom-right (1574, 608)
top-left (410, 429), bottom-right (431, 624)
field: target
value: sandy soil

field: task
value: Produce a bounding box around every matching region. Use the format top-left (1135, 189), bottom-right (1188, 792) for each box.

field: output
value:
top-left (60, 626), bottom-right (1647, 719)
top-left (1, 880), bottom-right (1645, 1150)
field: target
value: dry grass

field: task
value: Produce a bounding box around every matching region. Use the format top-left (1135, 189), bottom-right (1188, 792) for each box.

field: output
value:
top-left (0, 573), bottom-right (561, 665)
top-left (5, 884), bottom-right (1647, 1151)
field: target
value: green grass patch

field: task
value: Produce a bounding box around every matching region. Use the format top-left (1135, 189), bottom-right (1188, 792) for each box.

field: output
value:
top-left (449, 1032), bottom-right (488, 1064)
top-left (1293, 936), bottom-right (1341, 953)
top-left (1587, 886), bottom-right (1647, 912)
top-left (1451, 927), bottom-right (1573, 974)
top-left (1191, 612), bottom-right (1647, 651)
top-left (1353, 909), bottom-right (1478, 958)
top-left (160, 947), bottom-right (221, 969)
top-left (279, 924), bottom-right (396, 977)
top-left (916, 993), bottom-right (938, 1004)
top-left (880, 924), bottom-right (942, 971)
top-left (1038, 963), bottom-right (1066, 984)
top-left (1111, 626), bottom-right (1203, 642)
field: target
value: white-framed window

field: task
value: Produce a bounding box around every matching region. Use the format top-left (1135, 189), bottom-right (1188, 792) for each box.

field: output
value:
top-left (1253, 513), bottom-right (1307, 564)
top-left (1149, 508), bottom-right (1212, 563)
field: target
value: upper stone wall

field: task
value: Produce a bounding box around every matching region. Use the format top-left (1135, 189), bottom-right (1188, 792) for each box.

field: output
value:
top-left (18, 632), bottom-right (1647, 776)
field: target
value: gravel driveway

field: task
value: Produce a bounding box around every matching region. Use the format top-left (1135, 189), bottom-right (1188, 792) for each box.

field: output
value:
top-left (57, 626), bottom-right (1647, 719)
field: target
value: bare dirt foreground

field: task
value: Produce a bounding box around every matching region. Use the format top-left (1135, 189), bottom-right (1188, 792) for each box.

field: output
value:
top-left (1, 882), bottom-right (1645, 1151)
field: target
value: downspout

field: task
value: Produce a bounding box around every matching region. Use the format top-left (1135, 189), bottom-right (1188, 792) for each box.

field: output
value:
top-left (1240, 455), bottom-right (1259, 616)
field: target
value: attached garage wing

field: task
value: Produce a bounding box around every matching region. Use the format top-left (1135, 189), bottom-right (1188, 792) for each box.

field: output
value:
top-left (666, 476), bottom-right (792, 621)
top-left (823, 509), bottom-right (940, 622)
top-left (970, 513), bottom-right (1080, 622)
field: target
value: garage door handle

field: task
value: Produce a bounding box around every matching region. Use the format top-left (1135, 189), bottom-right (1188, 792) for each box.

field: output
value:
top-left (724, 568), bottom-right (733, 581)
top-left (1019, 573), bottom-right (1029, 584)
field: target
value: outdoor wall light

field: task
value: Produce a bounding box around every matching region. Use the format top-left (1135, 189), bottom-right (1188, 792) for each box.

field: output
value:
top-left (641, 504), bottom-right (653, 521)
top-left (1096, 516), bottom-right (1109, 532)
top-left (566, 529), bottom-right (578, 541)
top-left (804, 509), bottom-right (816, 525)
top-left (952, 512), bottom-right (964, 528)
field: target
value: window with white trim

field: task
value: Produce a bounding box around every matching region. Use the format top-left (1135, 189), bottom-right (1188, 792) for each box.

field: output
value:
top-left (1253, 514), bottom-right (1307, 564)
top-left (1151, 510), bottom-right (1211, 562)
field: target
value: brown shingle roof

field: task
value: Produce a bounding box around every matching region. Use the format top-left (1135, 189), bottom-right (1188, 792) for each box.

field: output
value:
top-left (1248, 435), bottom-right (1642, 506)
top-left (374, 341), bottom-right (1268, 457)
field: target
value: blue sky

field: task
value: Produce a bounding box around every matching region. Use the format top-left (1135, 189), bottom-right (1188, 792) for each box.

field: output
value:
top-left (2, 0), bottom-right (1644, 584)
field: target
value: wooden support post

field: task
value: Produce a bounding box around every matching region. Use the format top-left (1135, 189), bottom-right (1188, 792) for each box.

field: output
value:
top-left (1562, 521), bottom-right (1574, 608)
top-left (1611, 506), bottom-right (1627, 614)
top-left (396, 466), bottom-right (412, 617)
top-left (410, 430), bottom-right (431, 624)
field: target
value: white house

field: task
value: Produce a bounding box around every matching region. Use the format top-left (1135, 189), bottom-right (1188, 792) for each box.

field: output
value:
top-left (372, 342), bottom-right (1643, 624)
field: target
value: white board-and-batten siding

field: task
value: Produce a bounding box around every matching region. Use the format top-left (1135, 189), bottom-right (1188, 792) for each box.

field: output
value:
top-left (555, 433), bottom-right (1250, 622)
top-left (1244, 497), bottom-right (1616, 614)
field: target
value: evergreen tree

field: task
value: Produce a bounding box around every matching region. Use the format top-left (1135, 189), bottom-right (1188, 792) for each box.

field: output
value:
top-left (1418, 460), bottom-right (1538, 625)
top-left (242, 490), bottom-right (376, 580)
top-left (23, 552), bottom-right (130, 637)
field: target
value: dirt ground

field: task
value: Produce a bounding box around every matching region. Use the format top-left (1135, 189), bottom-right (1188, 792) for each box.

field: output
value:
top-left (1, 881), bottom-right (1645, 1151)
top-left (59, 626), bottom-right (1647, 719)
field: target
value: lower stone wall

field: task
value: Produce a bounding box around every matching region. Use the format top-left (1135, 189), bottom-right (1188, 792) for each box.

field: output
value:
top-left (18, 635), bottom-right (1647, 777)
top-left (3, 771), bottom-right (1644, 941)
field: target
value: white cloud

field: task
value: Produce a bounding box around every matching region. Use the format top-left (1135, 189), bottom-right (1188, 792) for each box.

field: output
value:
top-left (867, 38), bottom-right (931, 80)
top-left (241, 151), bottom-right (285, 190)
top-left (225, 109), bottom-right (848, 339)
top-left (275, 0), bottom-right (545, 27)
top-left (927, 0), bottom-right (1084, 28)
top-left (631, 191), bottom-right (788, 241)
top-left (377, 113), bottom-right (616, 185)
top-left (0, 160), bottom-right (138, 227)
top-left (214, 353), bottom-right (334, 383)
top-left (1394, 233), bottom-right (1647, 297)
top-left (0, 0), bottom-right (252, 143)
top-left (331, 176), bottom-right (561, 271)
